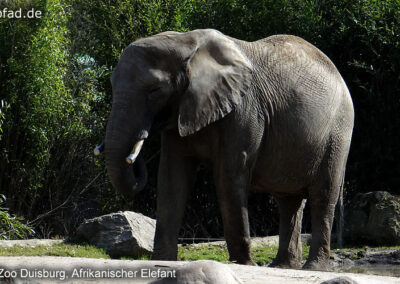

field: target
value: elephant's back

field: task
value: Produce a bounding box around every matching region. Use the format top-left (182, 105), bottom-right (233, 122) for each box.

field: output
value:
top-left (249, 34), bottom-right (352, 113)
top-left (252, 35), bottom-right (340, 77)
top-left (263, 34), bottom-right (352, 118)
top-left (232, 34), bottom-right (343, 88)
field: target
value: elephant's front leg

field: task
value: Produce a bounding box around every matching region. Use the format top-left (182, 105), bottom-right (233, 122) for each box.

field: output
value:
top-left (152, 132), bottom-right (197, 261)
top-left (214, 155), bottom-right (255, 265)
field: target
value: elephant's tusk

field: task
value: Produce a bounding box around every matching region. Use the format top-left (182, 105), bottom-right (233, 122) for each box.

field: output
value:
top-left (125, 140), bottom-right (144, 164)
top-left (93, 141), bottom-right (105, 156)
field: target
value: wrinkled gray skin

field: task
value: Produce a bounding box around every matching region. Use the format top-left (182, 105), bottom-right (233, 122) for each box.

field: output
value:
top-left (105, 29), bottom-right (354, 270)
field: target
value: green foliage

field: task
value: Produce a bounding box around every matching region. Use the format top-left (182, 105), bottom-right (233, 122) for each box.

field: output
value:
top-left (19, 0), bottom-right (71, 191)
top-left (1, 0), bottom-right (71, 226)
top-left (0, 100), bottom-right (10, 141)
top-left (0, 0), bottom-right (107, 237)
top-left (0, 195), bottom-right (34, 240)
top-left (69, 0), bottom-right (189, 66)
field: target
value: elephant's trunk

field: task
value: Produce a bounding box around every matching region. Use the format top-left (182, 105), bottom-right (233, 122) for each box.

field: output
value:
top-left (104, 108), bottom-right (148, 198)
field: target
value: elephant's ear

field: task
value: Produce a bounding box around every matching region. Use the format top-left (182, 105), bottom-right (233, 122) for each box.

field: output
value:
top-left (178, 31), bottom-right (252, 137)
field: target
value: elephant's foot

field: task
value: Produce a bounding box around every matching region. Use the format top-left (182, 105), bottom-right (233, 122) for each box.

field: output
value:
top-left (152, 248), bottom-right (178, 261)
top-left (270, 258), bottom-right (302, 269)
top-left (230, 257), bottom-right (257, 266)
top-left (226, 237), bottom-right (255, 265)
top-left (303, 244), bottom-right (331, 271)
top-left (302, 259), bottom-right (330, 271)
top-left (228, 249), bottom-right (256, 266)
top-left (152, 254), bottom-right (177, 261)
top-left (270, 249), bottom-right (303, 269)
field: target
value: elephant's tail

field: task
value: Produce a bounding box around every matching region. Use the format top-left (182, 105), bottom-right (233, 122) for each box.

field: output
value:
top-left (335, 175), bottom-right (345, 248)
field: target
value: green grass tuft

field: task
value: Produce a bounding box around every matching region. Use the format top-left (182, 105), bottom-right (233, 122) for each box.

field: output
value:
top-left (251, 246), bottom-right (278, 265)
top-left (0, 243), bottom-right (109, 258)
top-left (178, 244), bottom-right (230, 262)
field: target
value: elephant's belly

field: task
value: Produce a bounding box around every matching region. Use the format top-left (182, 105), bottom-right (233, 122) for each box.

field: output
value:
top-left (251, 147), bottom-right (318, 195)
top-left (250, 173), bottom-right (307, 195)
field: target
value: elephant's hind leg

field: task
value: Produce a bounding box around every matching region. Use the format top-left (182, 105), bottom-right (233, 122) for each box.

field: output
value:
top-left (303, 190), bottom-right (337, 271)
top-left (303, 137), bottom-right (350, 270)
top-left (270, 195), bottom-right (306, 269)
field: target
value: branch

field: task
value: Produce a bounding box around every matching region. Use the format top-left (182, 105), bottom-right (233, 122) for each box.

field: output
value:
top-left (28, 171), bottom-right (103, 225)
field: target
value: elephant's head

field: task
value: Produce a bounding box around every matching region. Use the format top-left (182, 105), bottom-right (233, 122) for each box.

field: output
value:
top-left (105, 29), bottom-right (252, 198)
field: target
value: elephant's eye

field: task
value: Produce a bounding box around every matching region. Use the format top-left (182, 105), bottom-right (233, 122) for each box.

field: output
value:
top-left (149, 86), bottom-right (161, 93)
top-left (148, 87), bottom-right (163, 101)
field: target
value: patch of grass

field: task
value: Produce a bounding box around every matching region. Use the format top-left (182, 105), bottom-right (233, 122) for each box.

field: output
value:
top-left (374, 245), bottom-right (400, 250)
top-left (178, 244), bottom-right (310, 265)
top-left (302, 245), bottom-right (310, 260)
top-left (251, 246), bottom-right (278, 265)
top-left (0, 243), bottom-right (109, 258)
top-left (178, 244), bottom-right (230, 262)
top-left (251, 245), bottom-right (310, 265)
top-left (350, 253), bottom-right (358, 260)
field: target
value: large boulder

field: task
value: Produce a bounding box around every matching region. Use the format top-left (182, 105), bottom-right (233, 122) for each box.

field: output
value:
top-left (76, 211), bottom-right (156, 258)
top-left (345, 191), bottom-right (400, 246)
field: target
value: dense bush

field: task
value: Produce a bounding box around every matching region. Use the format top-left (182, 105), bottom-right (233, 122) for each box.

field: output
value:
top-left (0, 0), bottom-right (106, 237)
top-left (0, 0), bottom-right (399, 239)
top-left (0, 194), bottom-right (34, 240)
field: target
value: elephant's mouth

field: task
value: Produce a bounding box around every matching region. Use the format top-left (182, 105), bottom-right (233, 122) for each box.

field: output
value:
top-left (125, 131), bottom-right (149, 193)
top-left (130, 153), bottom-right (148, 192)
top-left (124, 139), bottom-right (148, 192)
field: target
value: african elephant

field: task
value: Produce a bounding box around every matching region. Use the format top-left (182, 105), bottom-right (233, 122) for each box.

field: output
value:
top-left (103, 29), bottom-right (354, 270)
